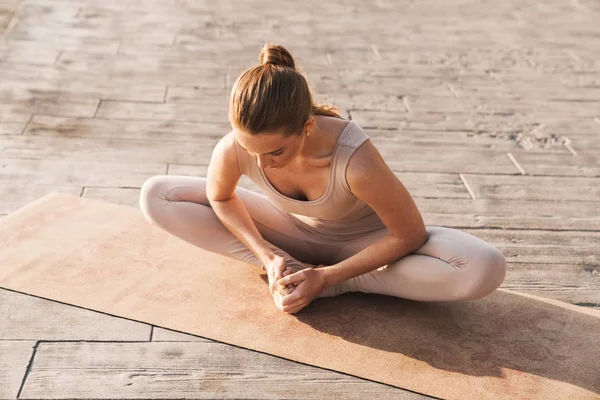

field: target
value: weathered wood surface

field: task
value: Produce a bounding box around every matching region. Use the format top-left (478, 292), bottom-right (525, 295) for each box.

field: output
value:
top-left (1, 0), bottom-right (600, 397)
top-left (0, 290), bottom-right (151, 341)
top-left (17, 341), bottom-right (428, 399)
top-left (0, 341), bottom-right (35, 399)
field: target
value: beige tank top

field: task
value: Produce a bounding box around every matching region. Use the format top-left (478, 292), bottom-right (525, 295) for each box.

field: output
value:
top-left (235, 120), bottom-right (386, 240)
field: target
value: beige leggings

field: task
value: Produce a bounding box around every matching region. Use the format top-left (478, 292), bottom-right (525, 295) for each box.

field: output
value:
top-left (139, 175), bottom-right (506, 301)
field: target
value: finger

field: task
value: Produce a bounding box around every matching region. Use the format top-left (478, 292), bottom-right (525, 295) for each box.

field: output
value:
top-left (281, 291), bottom-right (302, 307)
top-left (284, 302), bottom-right (305, 314)
top-left (277, 271), bottom-right (304, 287)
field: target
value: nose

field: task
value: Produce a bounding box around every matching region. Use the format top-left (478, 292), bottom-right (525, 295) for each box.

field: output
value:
top-left (257, 155), bottom-right (272, 169)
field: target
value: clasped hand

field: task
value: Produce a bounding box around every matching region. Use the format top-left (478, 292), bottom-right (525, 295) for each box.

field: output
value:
top-left (275, 267), bottom-right (327, 314)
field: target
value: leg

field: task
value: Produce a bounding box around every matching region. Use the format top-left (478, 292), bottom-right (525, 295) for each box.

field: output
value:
top-left (139, 175), bottom-right (325, 270)
top-left (320, 226), bottom-right (506, 301)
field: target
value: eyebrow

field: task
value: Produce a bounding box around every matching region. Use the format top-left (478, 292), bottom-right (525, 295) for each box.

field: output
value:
top-left (237, 142), bottom-right (285, 155)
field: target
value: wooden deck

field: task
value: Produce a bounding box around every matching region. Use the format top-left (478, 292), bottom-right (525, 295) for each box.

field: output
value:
top-left (1, 0), bottom-right (599, 398)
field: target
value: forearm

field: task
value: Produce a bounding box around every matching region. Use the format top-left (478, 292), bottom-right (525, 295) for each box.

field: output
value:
top-left (321, 232), bottom-right (427, 289)
top-left (208, 194), bottom-right (275, 266)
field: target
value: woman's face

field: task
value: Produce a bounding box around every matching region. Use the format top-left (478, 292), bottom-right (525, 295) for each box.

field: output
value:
top-left (234, 126), bottom-right (307, 169)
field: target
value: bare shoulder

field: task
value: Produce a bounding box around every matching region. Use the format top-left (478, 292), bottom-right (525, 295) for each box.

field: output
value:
top-left (210, 130), bottom-right (240, 173)
top-left (345, 138), bottom-right (388, 186)
top-left (206, 130), bottom-right (242, 201)
top-left (345, 138), bottom-right (427, 242)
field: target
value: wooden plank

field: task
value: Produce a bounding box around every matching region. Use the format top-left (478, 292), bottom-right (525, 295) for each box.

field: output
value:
top-left (3, 38), bottom-right (120, 54)
top-left (0, 340), bottom-right (35, 399)
top-left (351, 109), bottom-right (522, 131)
top-left (369, 130), bottom-right (568, 154)
top-left (96, 100), bottom-right (229, 122)
top-left (167, 165), bottom-right (470, 199)
top-left (395, 172), bottom-right (469, 198)
top-left (0, 13), bottom-right (13, 34)
top-left (0, 184), bottom-right (82, 215)
top-left (381, 150), bottom-right (518, 174)
top-left (21, 342), bottom-right (428, 399)
top-left (0, 158), bottom-right (166, 187)
top-left (462, 174), bottom-right (600, 201)
top-left (346, 94), bottom-right (408, 112)
top-left (166, 86), bottom-right (238, 103)
top-left (153, 327), bottom-right (214, 343)
top-left (501, 263), bottom-right (600, 305)
top-left (536, 116), bottom-right (600, 136)
top-left (7, 6), bottom-right (177, 45)
top-left (168, 164), bottom-right (264, 195)
top-left (0, 44), bottom-right (60, 64)
top-left (0, 121), bottom-right (25, 135)
top-left (560, 135), bottom-right (600, 158)
top-left (509, 151), bottom-right (600, 177)
top-left (371, 135), bottom-right (518, 152)
top-left (0, 135), bottom-right (218, 164)
top-left (56, 52), bottom-right (226, 87)
top-left (57, 50), bottom-right (223, 71)
top-left (24, 115), bottom-right (231, 140)
top-left (0, 99), bottom-right (99, 122)
top-left (463, 228), bottom-right (600, 265)
top-left (0, 64), bottom-right (166, 102)
top-left (0, 289), bottom-right (151, 341)
top-left (82, 187), bottom-right (141, 209)
top-left (414, 197), bottom-right (600, 231)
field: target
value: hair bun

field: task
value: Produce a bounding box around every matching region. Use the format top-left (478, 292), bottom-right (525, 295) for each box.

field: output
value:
top-left (259, 44), bottom-right (296, 70)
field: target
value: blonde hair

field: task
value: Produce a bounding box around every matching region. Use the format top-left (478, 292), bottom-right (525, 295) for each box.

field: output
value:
top-left (228, 43), bottom-right (343, 136)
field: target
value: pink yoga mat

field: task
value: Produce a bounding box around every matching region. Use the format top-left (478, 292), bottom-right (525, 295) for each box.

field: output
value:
top-left (1, 193), bottom-right (599, 399)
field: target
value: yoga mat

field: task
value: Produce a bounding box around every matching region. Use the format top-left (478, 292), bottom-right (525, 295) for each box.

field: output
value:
top-left (1, 193), bottom-right (599, 400)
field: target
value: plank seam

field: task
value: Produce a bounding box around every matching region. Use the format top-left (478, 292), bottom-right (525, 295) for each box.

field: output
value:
top-left (458, 174), bottom-right (476, 200)
top-left (53, 50), bottom-right (63, 65)
top-left (16, 341), bottom-right (40, 399)
top-left (4, 1), bottom-right (24, 35)
top-left (564, 141), bottom-right (577, 156)
top-left (325, 52), bottom-right (333, 65)
top-left (447, 83), bottom-right (460, 98)
top-left (20, 114), bottom-right (33, 135)
top-left (506, 152), bottom-right (526, 175)
top-left (401, 96), bottom-right (411, 112)
top-left (92, 100), bottom-right (102, 118)
top-left (370, 44), bottom-right (381, 60)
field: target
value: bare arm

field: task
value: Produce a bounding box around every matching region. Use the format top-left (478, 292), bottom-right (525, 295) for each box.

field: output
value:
top-left (206, 132), bottom-right (276, 268)
top-left (320, 139), bottom-right (428, 288)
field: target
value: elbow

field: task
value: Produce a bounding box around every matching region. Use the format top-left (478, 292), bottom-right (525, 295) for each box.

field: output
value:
top-left (390, 227), bottom-right (427, 256)
top-left (410, 225), bottom-right (428, 250)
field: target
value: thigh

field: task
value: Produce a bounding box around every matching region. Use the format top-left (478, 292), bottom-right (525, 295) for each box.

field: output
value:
top-left (145, 175), bottom-right (328, 265)
top-left (333, 225), bottom-right (495, 269)
top-left (413, 226), bottom-right (502, 269)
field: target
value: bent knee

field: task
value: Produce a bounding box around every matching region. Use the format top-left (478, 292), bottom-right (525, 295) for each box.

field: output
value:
top-left (462, 247), bottom-right (507, 300)
top-left (139, 175), bottom-right (172, 222)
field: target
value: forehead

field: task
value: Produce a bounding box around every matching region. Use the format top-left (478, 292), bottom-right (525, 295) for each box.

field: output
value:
top-left (233, 128), bottom-right (290, 153)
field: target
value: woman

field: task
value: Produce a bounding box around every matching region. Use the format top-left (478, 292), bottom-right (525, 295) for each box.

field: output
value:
top-left (139, 43), bottom-right (506, 315)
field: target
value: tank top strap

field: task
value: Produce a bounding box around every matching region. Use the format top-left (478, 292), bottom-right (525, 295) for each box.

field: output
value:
top-left (332, 121), bottom-right (370, 194)
top-left (234, 138), bottom-right (252, 176)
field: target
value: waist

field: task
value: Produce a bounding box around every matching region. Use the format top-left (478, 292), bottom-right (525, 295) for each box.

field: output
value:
top-left (288, 211), bottom-right (386, 241)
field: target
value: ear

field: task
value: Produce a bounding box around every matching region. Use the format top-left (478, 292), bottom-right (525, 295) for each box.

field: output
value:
top-left (303, 116), bottom-right (315, 134)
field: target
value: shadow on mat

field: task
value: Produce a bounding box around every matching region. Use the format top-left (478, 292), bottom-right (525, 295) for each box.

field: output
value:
top-left (291, 289), bottom-right (599, 395)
